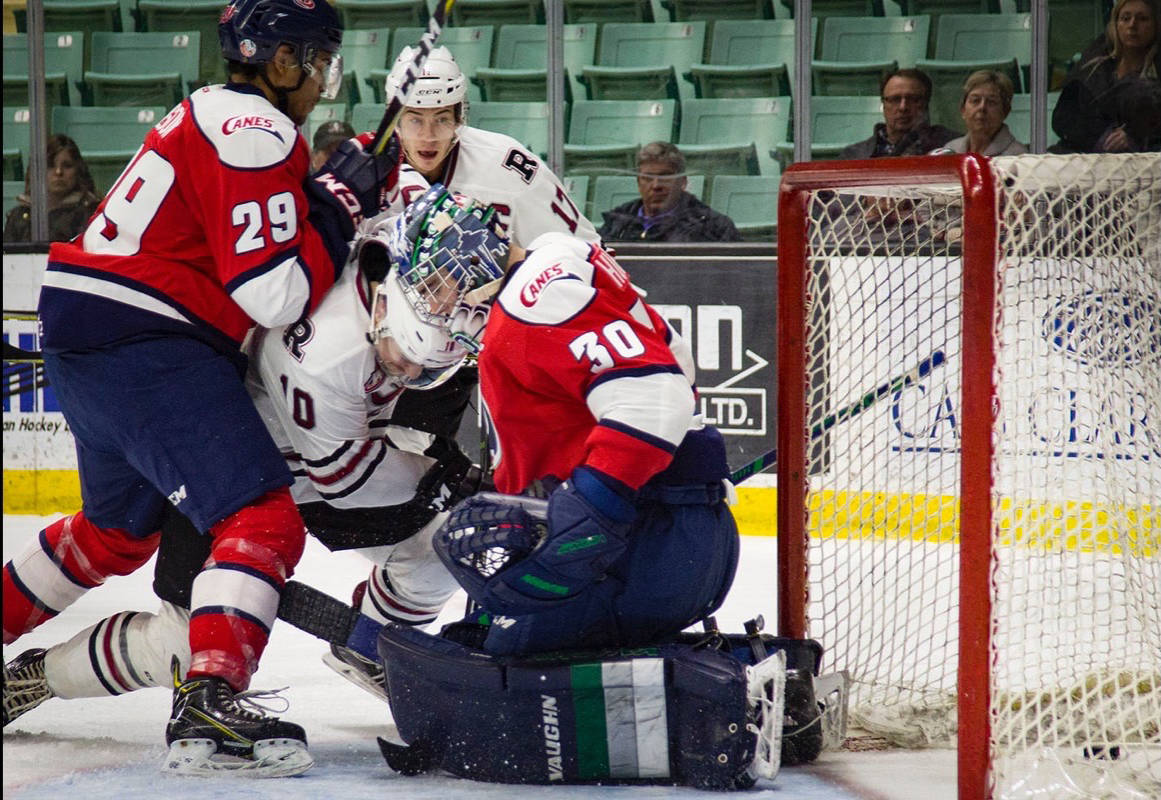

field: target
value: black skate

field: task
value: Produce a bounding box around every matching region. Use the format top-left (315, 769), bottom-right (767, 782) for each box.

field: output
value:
top-left (321, 642), bottom-right (386, 702)
top-left (3, 648), bottom-right (53, 726)
top-left (162, 659), bottom-right (312, 777)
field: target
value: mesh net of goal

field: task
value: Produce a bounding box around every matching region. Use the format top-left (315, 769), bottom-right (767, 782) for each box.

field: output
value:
top-left (783, 153), bottom-right (1159, 800)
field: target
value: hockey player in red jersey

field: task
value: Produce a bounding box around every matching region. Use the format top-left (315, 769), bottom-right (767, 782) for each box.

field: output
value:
top-left (1, 0), bottom-right (401, 776)
top-left (434, 232), bottom-right (741, 656)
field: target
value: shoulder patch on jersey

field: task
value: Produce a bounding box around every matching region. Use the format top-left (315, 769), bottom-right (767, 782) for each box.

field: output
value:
top-left (502, 148), bottom-right (538, 184)
top-left (499, 247), bottom-right (596, 325)
top-left (191, 86), bottom-right (298, 168)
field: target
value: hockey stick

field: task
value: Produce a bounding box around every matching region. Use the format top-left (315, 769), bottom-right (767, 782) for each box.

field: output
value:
top-left (368, 0), bottom-right (457, 157)
top-left (728, 350), bottom-right (947, 484)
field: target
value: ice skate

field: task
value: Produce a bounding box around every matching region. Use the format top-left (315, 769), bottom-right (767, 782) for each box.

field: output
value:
top-left (3, 648), bottom-right (53, 726)
top-left (162, 660), bottom-right (312, 777)
top-left (321, 642), bottom-right (387, 702)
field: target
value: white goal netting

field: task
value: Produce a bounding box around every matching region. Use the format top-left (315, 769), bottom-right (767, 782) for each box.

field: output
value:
top-left (784, 153), bottom-right (1160, 800)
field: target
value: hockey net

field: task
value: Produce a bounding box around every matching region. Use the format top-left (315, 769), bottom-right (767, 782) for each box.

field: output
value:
top-left (775, 153), bottom-right (1160, 800)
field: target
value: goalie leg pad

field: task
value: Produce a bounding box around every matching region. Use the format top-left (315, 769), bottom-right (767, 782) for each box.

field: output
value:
top-left (377, 623), bottom-right (798, 789)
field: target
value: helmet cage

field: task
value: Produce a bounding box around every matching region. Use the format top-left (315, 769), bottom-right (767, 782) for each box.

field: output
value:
top-left (369, 270), bottom-right (467, 391)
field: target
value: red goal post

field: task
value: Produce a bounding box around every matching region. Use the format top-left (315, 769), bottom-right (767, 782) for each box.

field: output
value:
top-left (775, 154), bottom-right (1160, 800)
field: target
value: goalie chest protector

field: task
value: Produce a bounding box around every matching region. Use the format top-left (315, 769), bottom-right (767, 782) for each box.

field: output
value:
top-left (377, 623), bottom-right (764, 789)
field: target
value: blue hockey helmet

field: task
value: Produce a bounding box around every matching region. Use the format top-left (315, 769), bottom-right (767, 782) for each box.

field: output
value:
top-left (219, 0), bottom-right (343, 95)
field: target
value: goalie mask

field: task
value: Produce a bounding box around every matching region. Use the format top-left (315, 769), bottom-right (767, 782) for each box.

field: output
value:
top-left (362, 184), bottom-right (508, 388)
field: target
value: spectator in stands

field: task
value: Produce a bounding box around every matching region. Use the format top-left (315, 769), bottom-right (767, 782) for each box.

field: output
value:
top-left (310, 119), bottom-right (356, 171)
top-left (930, 70), bottom-right (1028, 156)
top-left (598, 142), bottom-right (741, 242)
top-left (1053, 0), bottom-right (1160, 152)
top-left (840, 68), bottom-right (958, 159)
top-left (3, 134), bottom-right (100, 243)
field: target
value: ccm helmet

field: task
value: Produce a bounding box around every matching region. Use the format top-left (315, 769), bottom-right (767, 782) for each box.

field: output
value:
top-left (385, 45), bottom-right (467, 114)
top-left (219, 0), bottom-right (343, 98)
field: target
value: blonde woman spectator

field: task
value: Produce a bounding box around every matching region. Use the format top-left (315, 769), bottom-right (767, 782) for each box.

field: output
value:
top-left (1053, 0), bottom-right (1160, 153)
top-left (931, 70), bottom-right (1028, 156)
top-left (3, 135), bottom-right (100, 243)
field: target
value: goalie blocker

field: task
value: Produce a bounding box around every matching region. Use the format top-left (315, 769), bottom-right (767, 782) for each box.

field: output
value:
top-left (375, 621), bottom-right (825, 789)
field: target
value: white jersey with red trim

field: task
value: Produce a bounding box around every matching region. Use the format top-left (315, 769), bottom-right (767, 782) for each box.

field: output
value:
top-left (478, 232), bottom-right (697, 494)
top-left (246, 266), bottom-right (435, 509)
top-left (383, 125), bottom-right (599, 248)
top-left (40, 83), bottom-right (341, 353)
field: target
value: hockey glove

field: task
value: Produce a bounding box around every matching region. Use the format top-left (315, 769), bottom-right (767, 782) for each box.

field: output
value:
top-left (307, 133), bottom-right (403, 244)
top-left (437, 467), bottom-right (635, 616)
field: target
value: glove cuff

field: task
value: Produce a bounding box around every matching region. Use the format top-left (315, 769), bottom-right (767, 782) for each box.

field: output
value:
top-left (570, 466), bottom-right (636, 524)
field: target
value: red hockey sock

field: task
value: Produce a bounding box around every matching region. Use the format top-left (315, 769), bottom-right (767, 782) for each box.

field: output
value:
top-left (187, 488), bottom-right (305, 690)
top-left (3, 511), bottom-right (159, 643)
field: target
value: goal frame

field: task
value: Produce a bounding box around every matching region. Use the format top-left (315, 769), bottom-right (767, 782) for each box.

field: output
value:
top-left (775, 154), bottom-right (997, 800)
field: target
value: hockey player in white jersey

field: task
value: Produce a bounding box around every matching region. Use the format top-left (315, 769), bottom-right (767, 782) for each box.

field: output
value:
top-left (3, 186), bottom-right (512, 732)
top-left (372, 44), bottom-right (599, 247)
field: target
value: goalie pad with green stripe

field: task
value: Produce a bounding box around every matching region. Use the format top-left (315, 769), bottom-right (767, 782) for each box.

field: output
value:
top-left (376, 622), bottom-right (822, 789)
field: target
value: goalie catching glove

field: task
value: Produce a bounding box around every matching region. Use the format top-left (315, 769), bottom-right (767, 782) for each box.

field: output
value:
top-left (434, 466), bottom-right (635, 616)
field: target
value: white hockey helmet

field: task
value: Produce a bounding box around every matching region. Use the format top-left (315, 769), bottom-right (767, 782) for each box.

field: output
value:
top-left (386, 45), bottom-right (467, 113)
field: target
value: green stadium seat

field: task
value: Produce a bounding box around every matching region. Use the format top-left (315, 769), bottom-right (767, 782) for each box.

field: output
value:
top-left (3, 31), bottom-right (85, 107)
top-left (1004, 90), bottom-right (1061, 149)
top-left (707, 174), bottom-right (780, 241)
top-left (811, 59), bottom-right (897, 96)
top-left (3, 107), bottom-right (31, 181)
top-left (86, 31), bottom-right (200, 108)
top-left (474, 23), bottom-right (596, 103)
top-left (137, 0), bottom-right (227, 86)
top-left (469, 101), bottom-right (553, 159)
top-left (687, 18), bottom-right (813, 98)
top-left (773, 94), bottom-right (882, 163)
top-left (336, 0), bottom-right (427, 31)
top-left (3, 179), bottom-right (24, 220)
top-left (381, 25), bottom-right (494, 103)
top-left (52, 105), bottom-right (166, 194)
top-left (350, 103), bottom-right (381, 135)
top-left (581, 21), bottom-right (706, 101)
top-left (1040, 1), bottom-right (1104, 86)
top-left (450, 0), bottom-right (543, 28)
top-left (564, 99), bottom-right (676, 176)
top-left (561, 173), bottom-right (590, 216)
top-left (14, 0), bottom-right (121, 70)
top-left (304, 103), bottom-right (349, 146)
top-left (336, 28), bottom-right (392, 106)
top-left (778, 0), bottom-right (879, 22)
top-left (667, 0), bottom-right (771, 27)
top-left (917, 57), bottom-right (1020, 130)
top-left (933, 12), bottom-right (1032, 63)
top-left (678, 96), bottom-right (790, 176)
top-left (678, 143), bottom-right (759, 188)
top-left (819, 14), bottom-right (929, 67)
top-left (589, 173), bottom-right (706, 222)
top-left (563, 0), bottom-right (666, 24)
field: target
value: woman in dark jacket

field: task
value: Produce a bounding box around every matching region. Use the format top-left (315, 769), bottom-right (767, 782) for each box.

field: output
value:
top-left (1052, 0), bottom-right (1161, 153)
top-left (4, 135), bottom-right (101, 243)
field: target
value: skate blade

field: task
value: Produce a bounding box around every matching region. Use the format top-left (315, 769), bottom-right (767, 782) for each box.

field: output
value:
top-left (321, 651), bottom-right (387, 702)
top-left (162, 737), bottom-right (314, 778)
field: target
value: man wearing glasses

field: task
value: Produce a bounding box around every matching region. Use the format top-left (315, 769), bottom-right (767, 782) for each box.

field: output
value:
top-left (840, 68), bottom-right (958, 159)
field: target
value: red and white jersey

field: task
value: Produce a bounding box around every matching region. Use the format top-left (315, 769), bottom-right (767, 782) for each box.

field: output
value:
top-left (479, 232), bottom-right (697, 494)
top-left (246, 266), bottom-right (435, 508)
top-left (383, 125), bottom-right (599, 248)
top-left (40, 83), bottom-right (340, 352)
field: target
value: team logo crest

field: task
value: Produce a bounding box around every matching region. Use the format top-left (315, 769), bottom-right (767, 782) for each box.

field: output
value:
top-left (292, 0), bottom-right (315, 7)
top-left (239, 38), bottom-right (257, 58)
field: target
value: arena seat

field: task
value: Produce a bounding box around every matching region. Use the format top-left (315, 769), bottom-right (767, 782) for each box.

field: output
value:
top-left (667, 0), bottom-right (770, 24)
top-left (469, 101), bottom-right (554, 159)
top-left (51, 105), bottom-right (166, 194)
top-left (336, 28), bottom-right (392, 106)
top-left (932, 12), bottom-right (1031, 62)
top-left (474, 23), bottom-right (596, 103)
top-left (772, 94), bottom-right (882, 163)
top-left (3, 107), bottom-right (30, 181)
top-left (580, 20), bottom-right (706, 101)
top-left (687, 17), bottom-right (813, 98)
top-left (450, 0), bottom-right (543, 28)
top-left (14, 0), bottom-right (121, 70)
top-left (137, 0), bottom-right (227, 86)
top-left (1005, 90), bottom-right (1061, 148)
top-left (304, 103), bottom-right (349, 145)
top-left (778, 0), bottom-right (880, 22)
top-left (561, 173), bottom-right (590, 217)
top-left (811, 59), bottom-right (897, 95)
top-left (678, 96), bottom-right (789, 176)
top-left (334, 0), bottom-right (428, 31)
top-left (707, 174), bottom-right (780, 241)
top-left (564, 99), bottom-right (675, 176)
top-left (562, 0), bottom-right (666, 24)
top-left (3, 31), bottom-right (84, 107)
top-left (349, 103), bottom-right (380, 135)
top-left (819, 13), bottom-right (929, 66)
top-left (86, 31), bottom-right (200, 108)
top-left (3, 179), bottom-right (23, 219)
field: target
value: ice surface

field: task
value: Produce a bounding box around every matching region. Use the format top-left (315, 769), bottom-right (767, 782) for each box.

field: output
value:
top-left (2, 515), bottom-right (956, 800)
